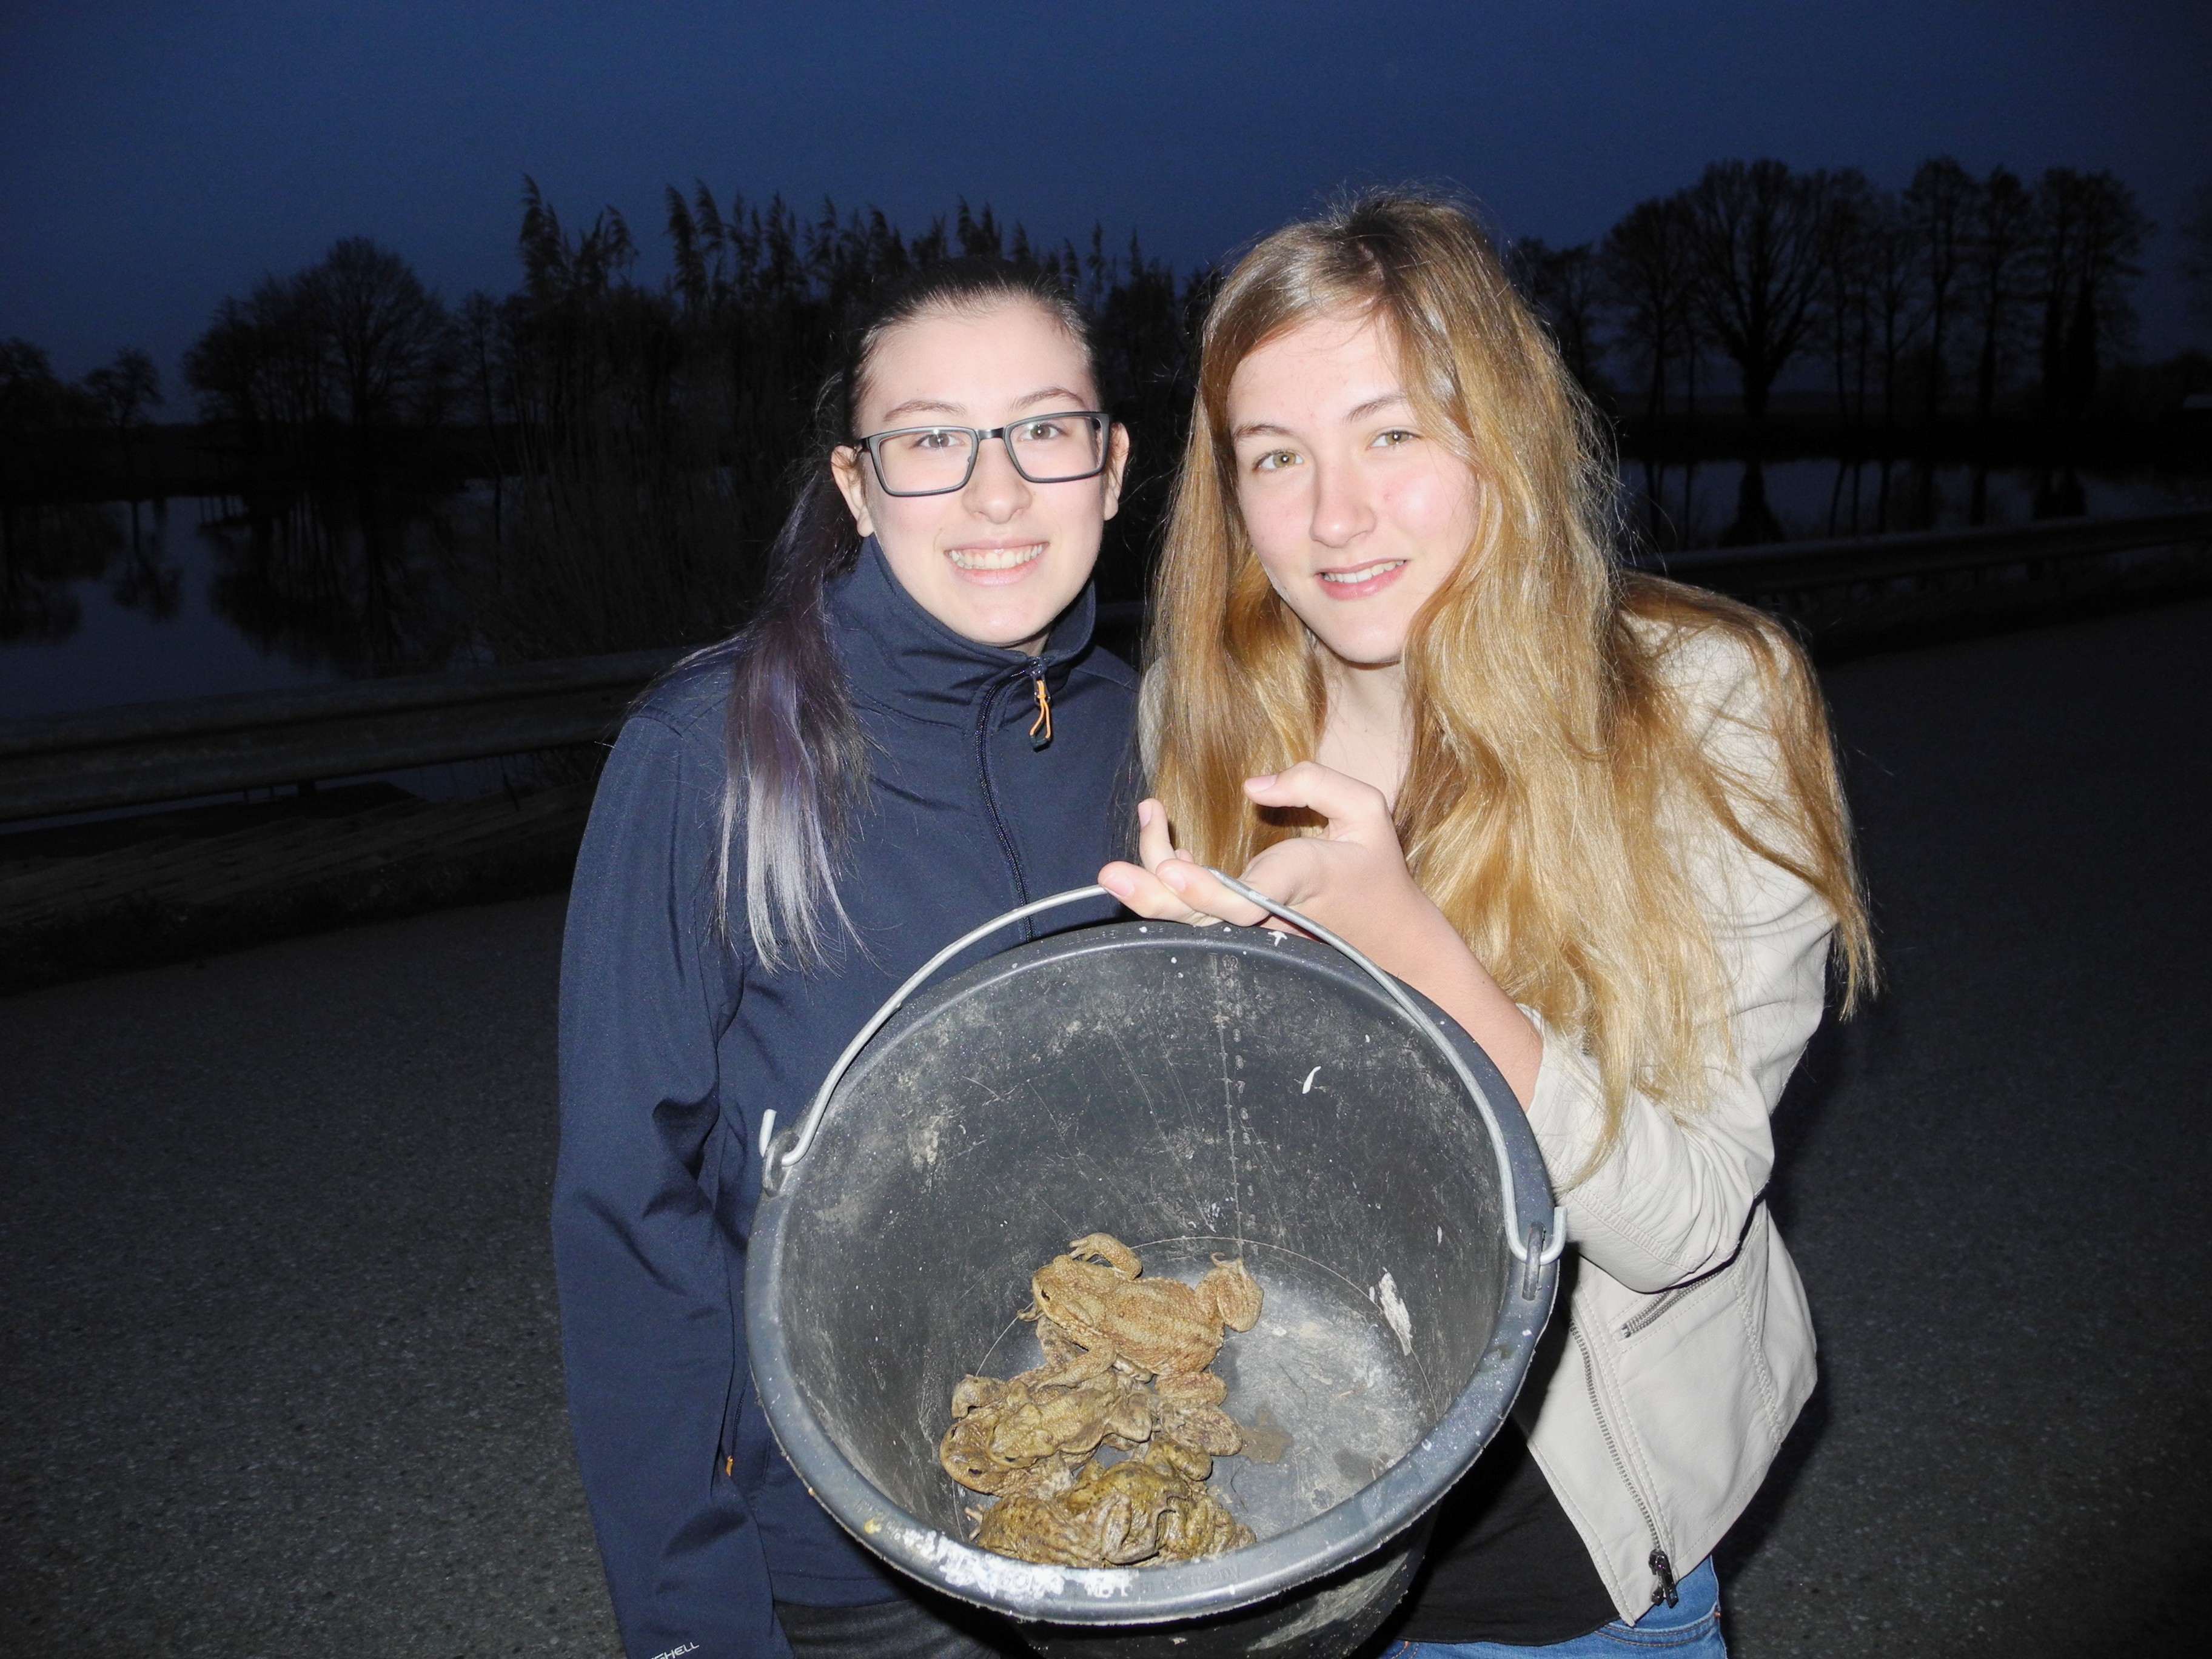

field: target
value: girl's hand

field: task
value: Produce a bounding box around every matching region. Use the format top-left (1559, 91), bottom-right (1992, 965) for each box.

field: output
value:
top-left (1097, 766), bottom-right (1540, 1106)
top-left (1096, 799), bottom-right (1257, 928)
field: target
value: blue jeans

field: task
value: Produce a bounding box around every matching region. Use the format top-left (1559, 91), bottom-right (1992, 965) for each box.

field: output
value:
top-left (1381, 1556), bottom-right (1724, 1657)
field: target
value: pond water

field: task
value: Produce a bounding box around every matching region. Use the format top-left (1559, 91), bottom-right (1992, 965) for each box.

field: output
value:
top-left (0, 489), bottom-right (514, 810)
top-left (1, 489), bottom-right (475, 722)
top-left (1622, 457), bottom-right (2207, 552)
top-left (4, 463), bottom-right (2207, 724)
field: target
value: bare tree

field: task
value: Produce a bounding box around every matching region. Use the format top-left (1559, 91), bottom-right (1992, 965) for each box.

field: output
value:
top-left (2034, 169), bottom-right (2149, 420)
top-left (1961, 167), bottom-right (2037, 425)
top-left (1511, 238), bottom-right (1606, 394)
top-left (1905, 156), bottom-right (1978, 421)
top-left (1600, 194), bottom-right (1697, 420)
top-left (1, 338), bottom-right (85, 438)
top-left (81, 347), bottom-right (164, 477)
top-left (1818, 170), bottom-right (1878, 424)
top-left (1679, 159), bottom-right (1834, 423)
top-left (184, 276), bottom-right (332, 446)
top-left (303, 237), bottom-right (454, 435)
top-left (1863, 195), bottom-right (1922, 438)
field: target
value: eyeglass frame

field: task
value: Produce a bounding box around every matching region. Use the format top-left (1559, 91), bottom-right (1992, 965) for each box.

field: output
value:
top-left (847, 410), bottom-right (1116, 498)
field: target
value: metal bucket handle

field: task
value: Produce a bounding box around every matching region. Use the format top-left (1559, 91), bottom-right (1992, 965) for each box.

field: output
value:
top-left (757, 877), bottom-right (1566, 1274)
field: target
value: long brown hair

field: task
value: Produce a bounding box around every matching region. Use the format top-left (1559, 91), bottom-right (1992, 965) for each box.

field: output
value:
top-left (1149, 193), bottom-right (1871, 1158)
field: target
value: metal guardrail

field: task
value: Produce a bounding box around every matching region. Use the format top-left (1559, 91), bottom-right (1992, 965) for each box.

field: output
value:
top-left (1644, 506), bottom-right (2212, 594)
top-left (1, 647), bottom-right (685, 822)
top-left (5, 509), bottom-right (2207, 825)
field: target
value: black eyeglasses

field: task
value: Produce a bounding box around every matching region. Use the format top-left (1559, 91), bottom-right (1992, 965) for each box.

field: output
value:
top-left (853, 411), bottom-right (1112, 497)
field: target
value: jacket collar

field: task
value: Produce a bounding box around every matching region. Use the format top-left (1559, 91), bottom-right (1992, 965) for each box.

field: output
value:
top-left (827, 537), bottom-right (1097, 726)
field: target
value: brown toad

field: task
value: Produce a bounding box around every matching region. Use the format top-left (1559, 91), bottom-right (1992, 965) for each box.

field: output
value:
top-left (940, 1366), bottom-right (1157, 1494)
top-left (971, 1443), bottom-right (1255, 1567)
top-left (988, 1372), bottom-right (1157, 1463)
top-left (1025, 1234), bottom-right (1262, 1403)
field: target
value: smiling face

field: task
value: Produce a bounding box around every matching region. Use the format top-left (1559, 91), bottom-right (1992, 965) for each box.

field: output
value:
top-left (831, 298), bottom-right (1127, 654)
top-left (1225, 309), bottom-right (1483, 671)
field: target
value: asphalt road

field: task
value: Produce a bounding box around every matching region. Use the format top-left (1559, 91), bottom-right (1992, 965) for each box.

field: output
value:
top-left (4, 600), bottom-right (2207, 1658)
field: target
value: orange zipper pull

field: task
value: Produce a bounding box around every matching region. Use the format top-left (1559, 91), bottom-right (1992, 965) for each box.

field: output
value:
top-left (1028, 671), bottom-right (1053, 749)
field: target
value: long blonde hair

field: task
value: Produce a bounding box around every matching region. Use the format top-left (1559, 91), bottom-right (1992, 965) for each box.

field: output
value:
top-left (1149, 193), bottom-right (1871, 1155)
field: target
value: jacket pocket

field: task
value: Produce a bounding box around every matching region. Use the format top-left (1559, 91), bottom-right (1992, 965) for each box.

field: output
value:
top-left (1603, 1235), bottom-right (1787, 1542)
top-left (1616, 1275), bottom-right (1724, 1340)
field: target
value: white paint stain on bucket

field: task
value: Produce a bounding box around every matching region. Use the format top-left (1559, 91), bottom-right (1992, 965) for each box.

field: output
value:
top-left (1376, 1270), bottom-right (1414, 1356)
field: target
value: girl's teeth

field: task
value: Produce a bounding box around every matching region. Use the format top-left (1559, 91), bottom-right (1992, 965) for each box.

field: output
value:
top-left (949, 544), bottom-right (1044, 572)
top-left (1321, 561), bottom-right (1405, 584)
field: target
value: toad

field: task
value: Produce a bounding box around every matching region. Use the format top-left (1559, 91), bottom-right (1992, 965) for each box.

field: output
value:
top-left (972, 1443), bottom-right (1255, 1567)
top-left (940, 1384), bottom-right (1090, 1501)
top-left (1025, 1234), bottom-right (1263, 1404)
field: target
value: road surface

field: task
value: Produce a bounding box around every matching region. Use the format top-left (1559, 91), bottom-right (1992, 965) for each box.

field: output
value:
top-left (5, 601), bottom-right (2207, 1657)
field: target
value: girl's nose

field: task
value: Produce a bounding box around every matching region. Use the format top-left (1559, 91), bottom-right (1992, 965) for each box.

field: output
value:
top-left (962, 439), bottom-right (1033, 521)
top-left (1308, 460), bottom-right (1375, 548)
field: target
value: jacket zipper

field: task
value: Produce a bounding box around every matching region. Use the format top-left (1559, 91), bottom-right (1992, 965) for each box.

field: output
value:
top-left (974, 660), bottom-right (1043, 912)
top-left (1619, 1284), bottom-right (1692, 1339)
top-left (1572, 1322), bottom-right (1679, 1609)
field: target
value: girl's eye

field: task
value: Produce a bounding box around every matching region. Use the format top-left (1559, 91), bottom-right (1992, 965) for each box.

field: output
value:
top-left (1372, 429), bottom-right (1418, 450)
top-left (1251, 449), bottom-right (1301, 473)
top-left (1014, 420), bottom-right (1064, 442)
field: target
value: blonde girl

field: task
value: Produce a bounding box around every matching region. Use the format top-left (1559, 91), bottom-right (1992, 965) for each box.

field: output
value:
top-left (1101, 193), bottom-right (1869, 1656)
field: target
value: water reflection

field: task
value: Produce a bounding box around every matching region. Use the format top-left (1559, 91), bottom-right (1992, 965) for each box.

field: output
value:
top-left (196, 486), bottom-right (470, 675)
top-left (110, 499), bottom-right (183, 623)
top-left (1627, 457), bottom-right (2205, 553)
top-left (1, 500), bottom-right (126, 643)
top-left (4, 460), bottom-right (2208, 719)
top-left (3, 488), bottom-right (474, 673)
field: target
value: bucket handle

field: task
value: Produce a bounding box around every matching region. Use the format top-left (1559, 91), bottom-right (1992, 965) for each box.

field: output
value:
top-left (757, 878), bottom-right (1567, 1273)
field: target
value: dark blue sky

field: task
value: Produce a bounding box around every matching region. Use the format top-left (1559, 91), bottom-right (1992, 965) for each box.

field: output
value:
top-left (4, 0), bottom-right (2207, 394)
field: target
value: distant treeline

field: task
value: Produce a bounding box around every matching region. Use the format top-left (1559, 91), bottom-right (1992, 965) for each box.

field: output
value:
top-left (4, 160), bottom-right (2209, 660)
top-left (1514, 158), bottom-right (2205, 437)
top-left (8, 159), bottom-right (2209, 460)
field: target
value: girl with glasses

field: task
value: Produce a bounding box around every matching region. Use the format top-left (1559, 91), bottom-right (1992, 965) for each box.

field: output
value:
top-left (1101, 193), bottom-right (1872, 1657)
top-left (556, 258), bottom-right (1133, 1659)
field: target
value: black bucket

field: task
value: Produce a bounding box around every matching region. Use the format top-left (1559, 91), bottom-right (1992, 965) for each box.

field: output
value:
top-left (746, 893), bottom-right (1560, 1658)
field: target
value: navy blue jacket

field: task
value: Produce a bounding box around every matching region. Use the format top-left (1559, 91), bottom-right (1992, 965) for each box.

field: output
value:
top-left (554, 540), bottom-right (1138, 1658)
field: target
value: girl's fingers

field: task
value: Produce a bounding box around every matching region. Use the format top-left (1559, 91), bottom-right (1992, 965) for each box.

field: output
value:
top-left (1242, 762), bottom-right (1393, 834)
top-left (1098, 860), bottom-right (1215, 925)
top-left (1135, 797), bottom-right (1179, 874)
top-left (1155, 859), bottom-right (1275, 928)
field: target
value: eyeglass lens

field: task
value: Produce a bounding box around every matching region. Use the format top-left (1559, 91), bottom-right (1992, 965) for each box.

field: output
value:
top-left (873, 415), bottom-right (1105, 494)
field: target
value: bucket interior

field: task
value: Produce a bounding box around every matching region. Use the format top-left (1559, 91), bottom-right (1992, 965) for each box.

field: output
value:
top-left (757, 923), bottom-right (1535, 1616)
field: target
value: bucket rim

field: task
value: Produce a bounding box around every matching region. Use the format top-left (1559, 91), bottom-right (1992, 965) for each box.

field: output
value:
top-left (745, 919), bottom-right (1560, 1626)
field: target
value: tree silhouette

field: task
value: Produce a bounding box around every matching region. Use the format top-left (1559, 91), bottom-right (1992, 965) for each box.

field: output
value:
top-left (307, 238), bottom-right (453, 437)
top-left (440, 179), bottom-right (1213, 660)
top-left (1680, 159), bottom-right (1833, 424)
top-left (89, 151), bottom-right (2180, 647)
top-left (2033, 169), bottom-right (2148, 421)
top-left (1905, 156), bottom-right (1977, 421)
top-left (1817, 170), bottom-right (1878, 426)
top-left (1862, 192), bottom-right (1922, 436)
top-left (1600, 194), bottom-right (1697, 420)
top-left (81, 347), bottom-right (164, 482)
top-left (186, 279), bottom-right (331, 449)
top-left (1, 338), bottom-right (93, 439)
top-left (185, 239), bottom-right (454, 463)
top-left (1965, 167), bottom-right (2036, 427)
top-left (1511, 238), bottom-right (1604, 394)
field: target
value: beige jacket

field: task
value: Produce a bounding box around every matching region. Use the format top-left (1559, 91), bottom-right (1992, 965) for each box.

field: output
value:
top-left (1139, 628), bottom-right (1832, 1621)
top-left (1517, 629), bottom-right (1828, 1621)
